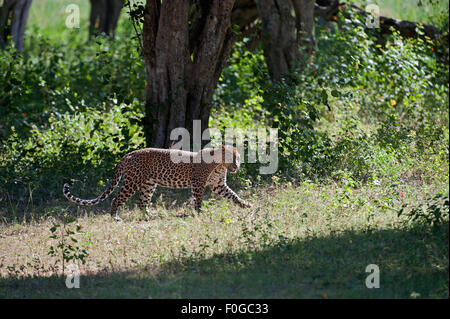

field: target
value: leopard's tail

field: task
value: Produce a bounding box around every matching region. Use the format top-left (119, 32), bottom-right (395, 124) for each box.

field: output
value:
top-left (63, 165), bottom-right (123, 206)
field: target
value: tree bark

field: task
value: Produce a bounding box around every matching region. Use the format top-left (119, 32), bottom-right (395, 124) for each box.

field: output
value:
top-left (142, 0), bottom-right (237, 148)
top-left (0, 0), bottom-right (32, 53)
top-left (254, 0), bottom-right (299, 82)
top-left (141, 0), bottom-right (319, 146)
top-left (250, 0), bottom-right (317, 82)
top-left (292, 0), bottom-right (316, 50)
top-left (89, 0), bottom-right (124, 39)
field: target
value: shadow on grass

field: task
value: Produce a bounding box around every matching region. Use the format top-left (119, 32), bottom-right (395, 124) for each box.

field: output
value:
top-left (1, 224), bottom-right (448, 298)
top-left (0, 182), bottom-right (206, 224)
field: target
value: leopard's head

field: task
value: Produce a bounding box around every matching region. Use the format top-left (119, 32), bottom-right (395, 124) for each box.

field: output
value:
top-left (222, 145), bottom-right (243, 174)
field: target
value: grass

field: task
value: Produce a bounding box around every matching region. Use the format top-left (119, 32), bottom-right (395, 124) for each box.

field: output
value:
top-left (25, 0), bottom-right (133, 44)
top-left (26, 0), bottom-right (91, 43)
top-left (1, 178), bottom-right (448, 298)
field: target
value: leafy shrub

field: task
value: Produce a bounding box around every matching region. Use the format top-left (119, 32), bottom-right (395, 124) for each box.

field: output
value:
top-left (0, 101), bottom-right (144, 205)
top-left (398, 193), bottom-right (449, 230)
top-left (48, 210), bottom-right (91, 272)
top-left (214, 7), bottom-right (448, 184)
top-left (0, 33), bottom-right (145, 141)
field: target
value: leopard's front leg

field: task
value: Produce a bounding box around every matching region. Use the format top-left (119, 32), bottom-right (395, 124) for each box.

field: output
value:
top-left (192, 184), bottom-right (206, 212)
top-left (211, 182), bottom-right (252, 208)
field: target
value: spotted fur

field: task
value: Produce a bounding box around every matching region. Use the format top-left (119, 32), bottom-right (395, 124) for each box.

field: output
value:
top-left (63, 145), bottom-right (251, 215)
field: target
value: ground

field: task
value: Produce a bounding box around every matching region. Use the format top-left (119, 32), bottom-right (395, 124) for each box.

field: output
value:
top-left (1, 178), bottom-right (447, 298)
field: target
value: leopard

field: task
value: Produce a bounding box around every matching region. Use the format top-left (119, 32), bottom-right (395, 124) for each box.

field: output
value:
top-left (63, 145), bottom-right (251, 216)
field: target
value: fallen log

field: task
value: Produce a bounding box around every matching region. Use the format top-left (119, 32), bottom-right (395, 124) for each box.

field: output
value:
top-left (314, 0), bottom-right (445, 42)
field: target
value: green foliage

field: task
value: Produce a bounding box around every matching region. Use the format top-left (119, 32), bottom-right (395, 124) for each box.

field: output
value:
top-left (214, 7), bottom-right (448, 186)
top-left (0, 24), bottom-right (145, 211)
top-left (48, 210), bottom-right (91, 272)
top-left (0, 101), bottom-right (144, 204)
top-left (398, 193), bottom-right (449, 230)
top-left (0, 33), bottom-right (145, 141)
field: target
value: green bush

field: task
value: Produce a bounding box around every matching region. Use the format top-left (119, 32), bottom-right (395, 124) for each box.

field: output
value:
top-left (214, 8), bottom-right (448, 184)
top-left (0, 101), bottom-right (144, 204)
top-left (0, 33), bottom-right (145, 141)
top-left (399, 193), bottom-right (449, 230)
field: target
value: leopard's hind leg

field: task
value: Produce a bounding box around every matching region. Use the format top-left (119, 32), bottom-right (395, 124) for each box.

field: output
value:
top-left (138, 181), bottom-right (156, 213)
top-left (110, 176), bottom-right (141, 216)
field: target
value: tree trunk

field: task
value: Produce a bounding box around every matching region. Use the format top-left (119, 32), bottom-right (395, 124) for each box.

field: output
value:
top-left (142, 0), bottom-right (237, 148)
top-left (292, 0), bottom-right (316, 50)
top-left (89, 0), bottom-right (123, 39)
top-left (0, 0), bottom-right (32, 53)
top-left (252, 0), bottom-right (316, 82)
top-left (254, 0), bottom-right (299, 82)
